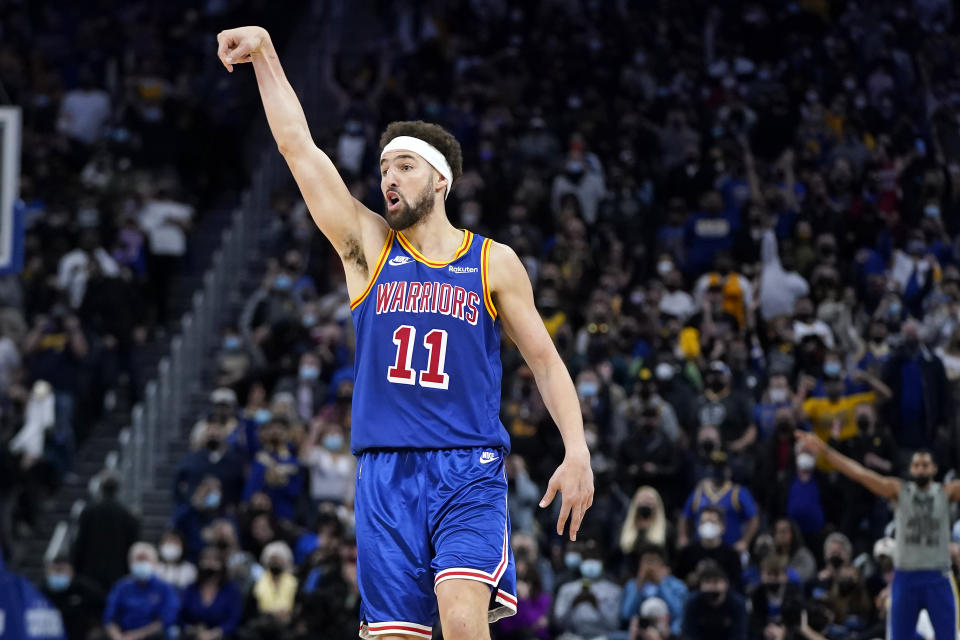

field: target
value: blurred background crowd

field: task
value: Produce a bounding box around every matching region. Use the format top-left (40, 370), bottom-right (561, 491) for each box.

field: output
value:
top-left (6, 0), bottom-right (960, 640)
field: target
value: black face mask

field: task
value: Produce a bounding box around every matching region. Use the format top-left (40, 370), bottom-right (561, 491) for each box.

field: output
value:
top-left (636, 505), bottom-right (653, 519)
top-left (856, 416), bottom-right (871, 431)
top-left (268, 564), bottom-right (284, 576)
top-left (763, 582), bottom-right (785, 597)
top-left (206, 438), bottom-right (222, 452)
top-left (827, 555), bottom-right (844, 569)
top-left (703, 590), bottom-right (725, 606)
top-left (912, 474), bottom-right (933, 488)
top-left (708, 378), bottom-right (725, 392)
top-left (198, 567), bottom-right (221, 582)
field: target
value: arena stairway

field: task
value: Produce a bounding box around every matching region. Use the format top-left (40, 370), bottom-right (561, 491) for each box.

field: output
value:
top-left (14, 204), bottom-right (263, 585)
top-left (17, 0), bottom-right (346, 586)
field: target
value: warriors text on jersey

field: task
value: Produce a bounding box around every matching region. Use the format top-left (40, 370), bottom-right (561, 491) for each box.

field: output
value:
top-left (349, 229), bottom-right (510, 453)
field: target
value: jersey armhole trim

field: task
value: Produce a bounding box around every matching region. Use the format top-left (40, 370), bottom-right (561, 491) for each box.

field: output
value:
top-left (481, 237), bottom-right (497, 320)
top-left (350, 231), bottom-right (395, 310)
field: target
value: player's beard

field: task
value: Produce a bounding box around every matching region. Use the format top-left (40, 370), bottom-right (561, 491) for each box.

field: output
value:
top-left (385, 181), bottom-right (434, 231)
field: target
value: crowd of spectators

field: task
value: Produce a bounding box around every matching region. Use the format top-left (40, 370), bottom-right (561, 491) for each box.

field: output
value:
top-left (28, 1), bottom-right (960, 640)
top-left (0, 0), bottom-right (305, 559)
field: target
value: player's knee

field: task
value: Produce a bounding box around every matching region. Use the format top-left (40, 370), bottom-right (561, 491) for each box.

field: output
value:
top-left (437, 582), bottom-right (491, 640)
top-left (438, 609), bottom-right (488, 640)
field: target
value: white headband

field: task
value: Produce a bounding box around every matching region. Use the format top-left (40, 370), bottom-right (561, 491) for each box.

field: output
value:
top-left (380, 136), bottom-right (453, 200)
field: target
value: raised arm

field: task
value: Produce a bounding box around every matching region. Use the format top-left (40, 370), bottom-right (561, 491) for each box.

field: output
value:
top-left (216, 27), bottom-right (387, 281)
top-left (795, 431), bottom-right (901, 499)
top-left (488, 242), bottom-right (593, 540)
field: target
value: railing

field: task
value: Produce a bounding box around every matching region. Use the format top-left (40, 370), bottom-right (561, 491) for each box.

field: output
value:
top-left (119, 170), bottom-right (267, 512)
top-left (39, 0), bottom-right (329, 566)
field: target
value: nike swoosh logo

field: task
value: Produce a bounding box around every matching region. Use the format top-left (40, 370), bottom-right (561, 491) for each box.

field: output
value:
top-left (389, 256), bottom-right (412, 266)
top-left (480, 457), bottom-right (499, 464)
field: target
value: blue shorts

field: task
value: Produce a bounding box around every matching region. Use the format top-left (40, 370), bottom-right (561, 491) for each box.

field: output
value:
top-left (889, 569), bottom-right (958, 640)
top-left (355, 448), bottom-right (517, 639)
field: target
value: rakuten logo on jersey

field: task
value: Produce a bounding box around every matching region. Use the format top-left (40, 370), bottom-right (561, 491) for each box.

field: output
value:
top-left (375, 280), bottom-right (481, 325)
top-left (449, 265), bottom-right (479, 274)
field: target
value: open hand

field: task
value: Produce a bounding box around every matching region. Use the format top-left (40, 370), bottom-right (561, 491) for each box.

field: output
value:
top-left (540, 448), bottom-right (593, 541)
top-left (217, 27), bottom-right (269, 72)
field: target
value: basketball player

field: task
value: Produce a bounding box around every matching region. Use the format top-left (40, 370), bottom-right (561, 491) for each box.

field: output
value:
top-left (216, 27), bottom-right (594, 640)
top-left (795, 431), bottom-right (959, 639)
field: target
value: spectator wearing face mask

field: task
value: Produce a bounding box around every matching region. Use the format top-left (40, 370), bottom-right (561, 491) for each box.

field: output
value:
top-left (619, 487), bottom-right (676, 576)
top-left (242, 417), bottom-right (302, 522)
top-left (681, 564), bottom-right (747, 640)
top-left (694, 362), bottom-right (757, 480)
top-left (249, 541), bottom-right (298, 629)
top-left (627, 368), bottom-right (681, 445)
top-left (551, 153), bottom-right (606, 224)
top-left (618, 399), bottom-right (682, 499)
top-left (175, 415), bottom-right (246, 510)
top-left (628, 596), bottom-right (678, 640)
top-left (881, 319), bottom-right (951, 459)
top-left (675, 508), bottom-right (743, 593)
top-left (103, 542), bottom-right (180, 640)
top-left (753, 374), bottom-right (794, 440)
top-left (791, 297), bottom-right (835, 350)
top-left (778, 442), bottom-right (826, 541)
top-left (172, 476), bottom-right (231, 562)
top-left (820, 564), bottom-right (875, 636)
top-left (299, 418), bottom-right (354, 507)
top-left (188, 388), bottom-right (241, 451)
top-left (853, 320), bottom-right (892, 380)
top-left (276, 351), bottom-right (327, 424)
top-left (154, 530), bottom-right (197, 590)
top-left (620, 545), bottom-right (687, 635)
top-left (811, 532), bottom-right (854, 599)
top-left (42, 555), bottom-right (105, 640)
top-left (216, 324), bottom-right (252, 387)
top-left (178, 546), bottom-right (243, 640)
top-left (748, 553), bottom-right (805, 636)
top-left (890, 231), bottom-right (940, 319)
top-left (678, 452), bottom-right (758, 554)
top-left (552, 539), bottom-right (623, 639)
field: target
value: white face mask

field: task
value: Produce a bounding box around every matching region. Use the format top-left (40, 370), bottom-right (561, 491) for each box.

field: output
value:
top-left (769, 388), bottom-right (788, 403)
top-left (657, 260), bottom-right (674, 277)
top-left (797, 452), bottom-right (816, 471)
top-left (698, 521), bottom-right (722, 541)
top-left (159, 544), bottom-right (182, 562)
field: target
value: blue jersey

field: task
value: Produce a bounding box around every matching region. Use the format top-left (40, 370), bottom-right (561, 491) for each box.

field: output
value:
top-left (349, 229), bottom-right (509, 453)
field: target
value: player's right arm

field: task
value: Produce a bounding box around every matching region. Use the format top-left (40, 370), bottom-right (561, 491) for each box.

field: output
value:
top-left (216, 27), bottom-right (387, 283)
top-left (795, 430), bottom-right (901, 499)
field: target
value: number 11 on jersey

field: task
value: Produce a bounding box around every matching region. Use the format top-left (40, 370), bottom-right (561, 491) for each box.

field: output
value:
top-left (387, 325), bottom-right (450, 390)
